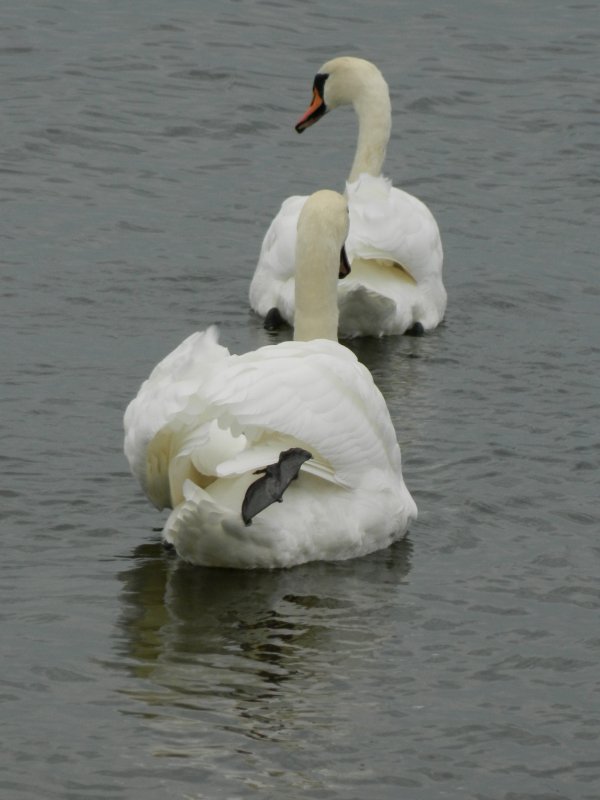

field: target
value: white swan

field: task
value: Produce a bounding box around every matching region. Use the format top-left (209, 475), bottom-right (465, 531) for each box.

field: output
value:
top-left (250, 56), bottom-right (447, 337)
top-left (124, 190), bottom-right (417, 569)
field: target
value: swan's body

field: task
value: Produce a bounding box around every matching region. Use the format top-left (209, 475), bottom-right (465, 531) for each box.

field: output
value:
top-left (124, 191), bottom-right (417, 569)
top-left (249, 57), bottom-right (446, 337)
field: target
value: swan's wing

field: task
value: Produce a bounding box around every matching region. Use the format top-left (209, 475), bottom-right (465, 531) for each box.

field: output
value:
top-left (346, 174), bottom-right (443, 284)
top-left (125, 335), bottom-right (404, 509)
top-left (249, 194), bottom-right (308, 320)
top-left (202, 339), bottom-right (404, 486)
top-left (123, 326), bottom-right (232, 508)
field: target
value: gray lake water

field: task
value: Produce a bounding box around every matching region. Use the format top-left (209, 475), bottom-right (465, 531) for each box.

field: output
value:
top-left (2, 1), bottom-right (599, 798)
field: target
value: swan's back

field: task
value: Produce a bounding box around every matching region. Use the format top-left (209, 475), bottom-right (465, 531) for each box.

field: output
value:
top-left (124, 332), bottom-right (416, 568)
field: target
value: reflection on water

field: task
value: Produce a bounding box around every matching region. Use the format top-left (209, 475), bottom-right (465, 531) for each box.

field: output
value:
top-left (114, 539), bottom-right (412, 751)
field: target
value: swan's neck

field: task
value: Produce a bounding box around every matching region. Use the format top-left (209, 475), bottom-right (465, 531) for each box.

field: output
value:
top-left (293, 236), bottom-right (339, 343)
top-left (348, 83), bottom-right (391, 183)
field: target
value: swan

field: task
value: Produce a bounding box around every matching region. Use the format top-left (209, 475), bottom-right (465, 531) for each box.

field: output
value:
top-left (124, 190), bottom-right (417, 569)
top-left (249, 56), bottom-right (447, 337)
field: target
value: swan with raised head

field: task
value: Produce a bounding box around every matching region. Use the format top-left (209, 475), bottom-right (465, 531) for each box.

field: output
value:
top-left (124, 190), bottom-right (417, 569)
top-left (250, 56), bottom-right (446, 337)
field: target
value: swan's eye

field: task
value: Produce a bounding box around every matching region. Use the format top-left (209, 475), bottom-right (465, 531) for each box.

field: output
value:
top-left (313, 72), bottom-right (329, 100)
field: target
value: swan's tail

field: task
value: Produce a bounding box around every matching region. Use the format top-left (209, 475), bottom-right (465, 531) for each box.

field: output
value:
top-left (337, 284), bottom-right (396, 337)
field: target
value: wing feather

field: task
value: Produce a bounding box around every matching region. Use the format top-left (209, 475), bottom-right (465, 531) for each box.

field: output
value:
top-left (125, 332), bottom-right (404, 510)
top-left (345, 174), bottom-right (443, 284)
top-left (202, 339), bottom-right (403, 483)
top-left (249, 195), bottom-right (308, 321)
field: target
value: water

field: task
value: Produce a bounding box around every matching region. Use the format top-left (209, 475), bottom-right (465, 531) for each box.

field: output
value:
top-left (2, 1), bottom-right (599, 797)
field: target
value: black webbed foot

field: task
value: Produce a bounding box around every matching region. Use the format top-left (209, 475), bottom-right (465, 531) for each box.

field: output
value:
top-left (241, 447), bottom-right (312, 525)
top-left (264, 307), bottom-right (287, 331)
top-left (405, 321), bottom-right (425, 337)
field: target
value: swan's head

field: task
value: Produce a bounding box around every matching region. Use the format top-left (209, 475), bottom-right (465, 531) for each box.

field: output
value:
top-left (297, 190), bottom-right (350, 279)
top-left (295, 57), bottom-right (388, 133)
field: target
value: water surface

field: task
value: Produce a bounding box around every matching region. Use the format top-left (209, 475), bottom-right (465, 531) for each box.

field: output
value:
top-left (2, 1), bottom-right (599, 798)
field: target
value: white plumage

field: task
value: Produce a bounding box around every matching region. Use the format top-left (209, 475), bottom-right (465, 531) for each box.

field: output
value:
top-left (124, 191), bottom-right (417, 568)
top-left (249, 57), bottom-right (447, 337)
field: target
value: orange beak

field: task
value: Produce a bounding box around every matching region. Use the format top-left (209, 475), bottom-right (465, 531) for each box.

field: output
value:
top-left (295, 88), bottom-right (327, 133)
